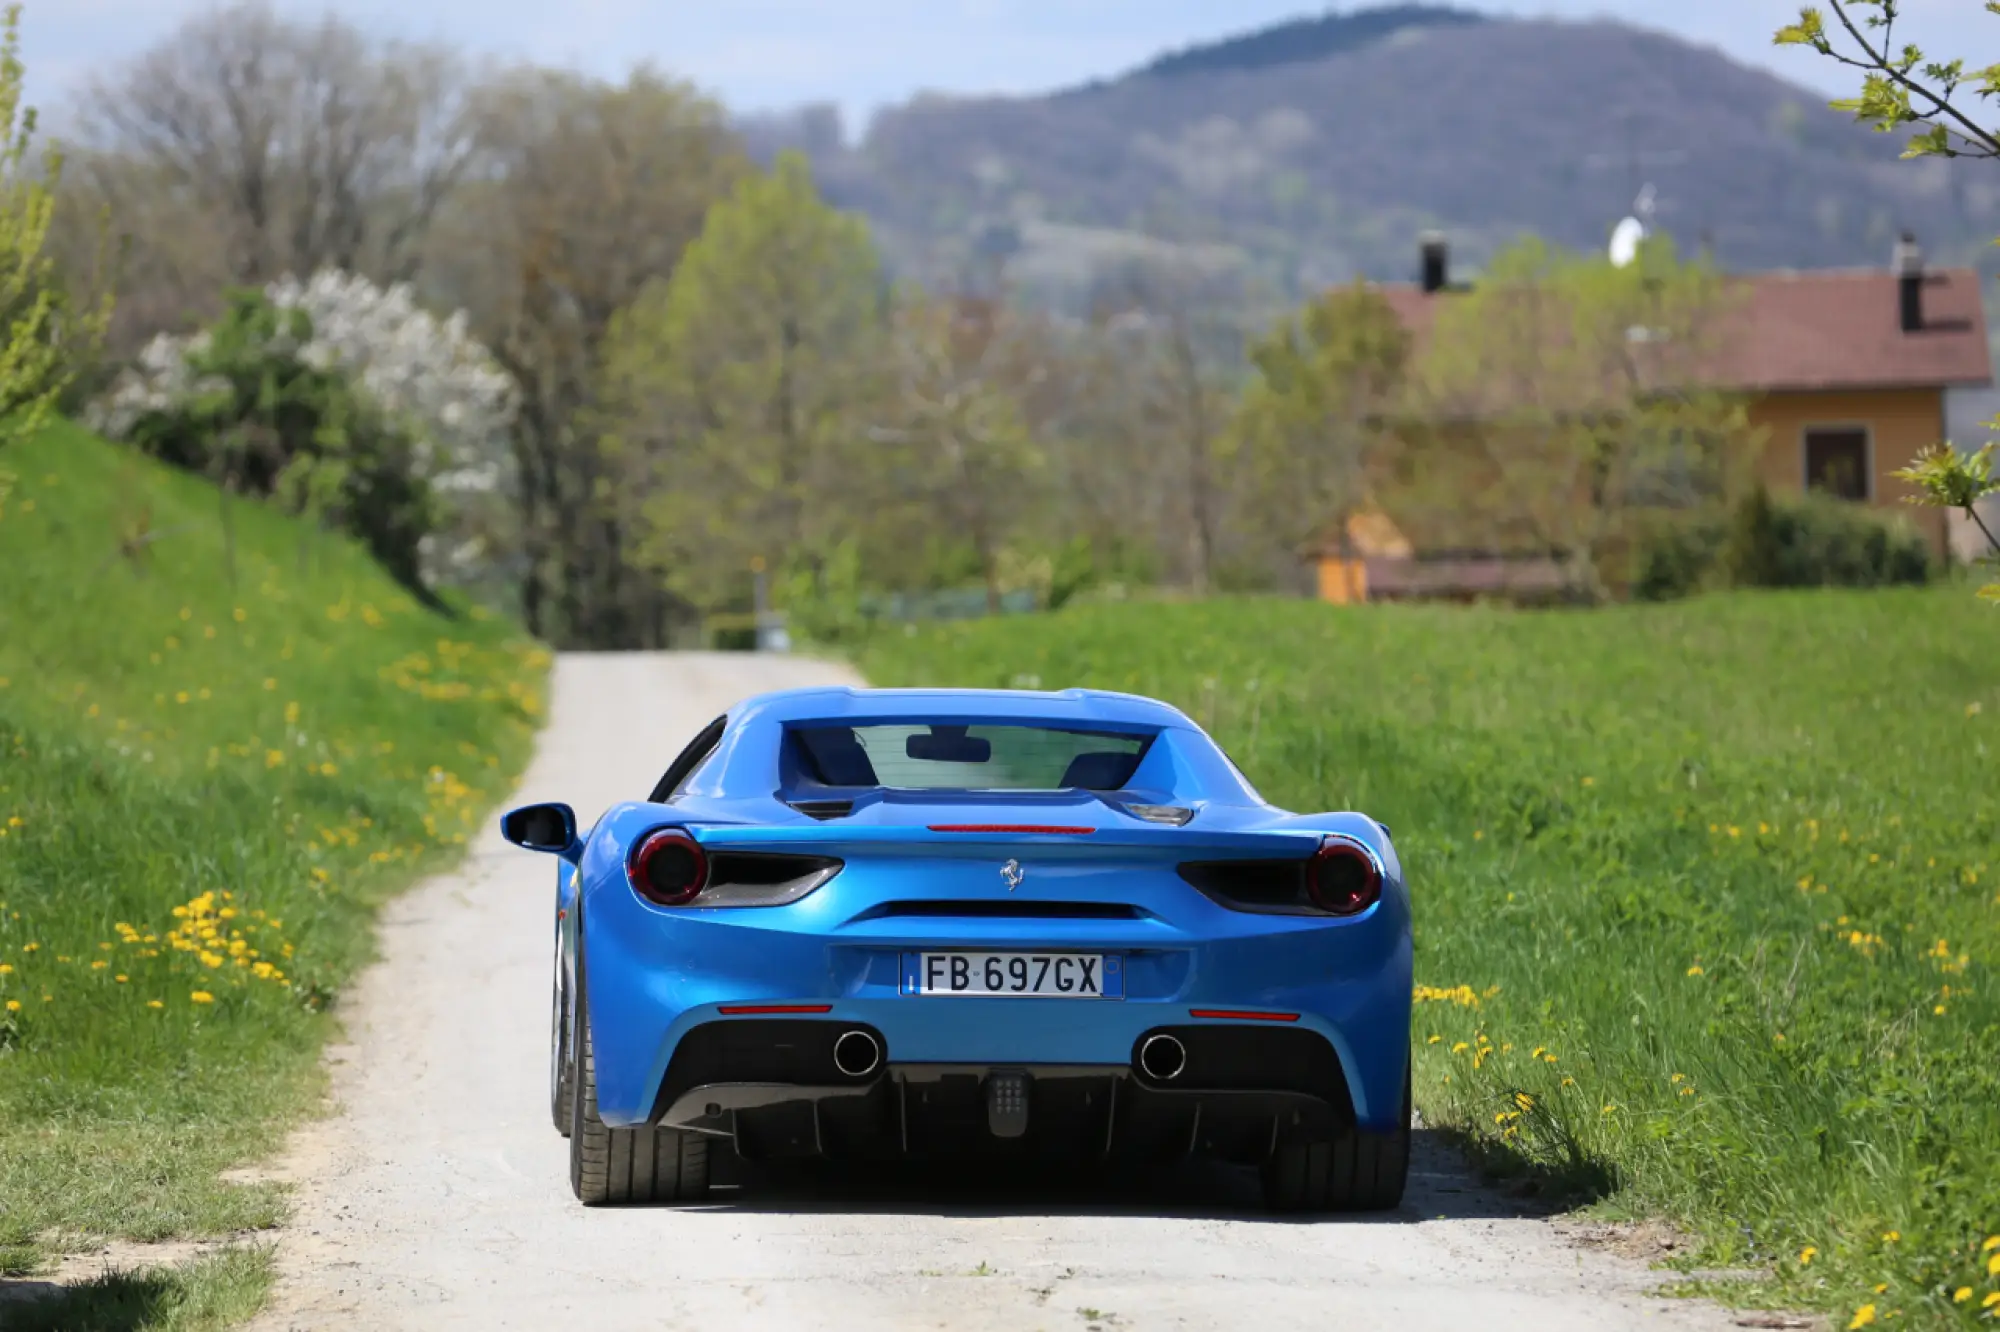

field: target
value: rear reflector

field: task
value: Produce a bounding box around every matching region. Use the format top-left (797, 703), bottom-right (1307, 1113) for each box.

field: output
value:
top-left (717, 1003), bottom-right (834, 1015)
top-left (927, 824), bottom-right (1096, 834)
top-left (1189, 1008), bottom-right (1300, 1022)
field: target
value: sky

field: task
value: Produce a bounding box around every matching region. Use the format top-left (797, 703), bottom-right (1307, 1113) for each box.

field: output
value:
top-left (23, 0), bottom-right (1999, 140)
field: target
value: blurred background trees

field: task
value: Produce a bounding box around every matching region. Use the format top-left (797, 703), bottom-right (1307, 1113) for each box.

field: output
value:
top-left (22, 0), bottom-right (1949, 644)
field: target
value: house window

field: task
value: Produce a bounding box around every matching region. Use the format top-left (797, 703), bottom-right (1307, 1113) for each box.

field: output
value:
top-left (1804, 427), bottom-right (1870, 501)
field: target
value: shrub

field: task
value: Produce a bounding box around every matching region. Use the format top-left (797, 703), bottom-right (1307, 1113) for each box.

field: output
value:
top-left (88, 272), bottom-right (516, 602)
top-left (1725, 486), bottom-right (1932, 589)
top-left (1635, 487), bottom-right (1933, 600)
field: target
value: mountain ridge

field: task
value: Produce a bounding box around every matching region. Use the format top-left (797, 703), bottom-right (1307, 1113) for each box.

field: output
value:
top-left (735, 8), bottom-right (2000, 307)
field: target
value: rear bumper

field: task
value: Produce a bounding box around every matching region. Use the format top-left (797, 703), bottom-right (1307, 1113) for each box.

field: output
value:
top-left (582, 924), bottom-right (1412, 1134)
top-left (645, 1019), bottom-right (1361, 1164)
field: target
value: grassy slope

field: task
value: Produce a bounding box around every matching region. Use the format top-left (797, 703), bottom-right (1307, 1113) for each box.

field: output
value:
top-left (859, 590), bottom-right (2000, 1327)
top-left (0, 422), bottom-right (546, 1302)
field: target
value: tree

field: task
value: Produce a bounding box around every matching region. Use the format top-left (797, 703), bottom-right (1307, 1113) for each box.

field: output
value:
top-left (0, 3), bottom-right (111, 440)
top-left (1411, 235), bottom-right (1755, 601)
top-left (877, 290), bottom-right (1050, 614)
top-left (593, 152), bottom-right (885, 614)
top-left (70, 2), bottom-right (476, 291)
top-left (88, 271), bottom-right (516, 602)
top-left (433, 67), bottom-right (744, 646)
top-left (1776, 1), bottom-right (2000, 598)
top-left (1231, 282), bottom-right (1410, 599)
top-left (1085, 262), bottom-right (1246, 594)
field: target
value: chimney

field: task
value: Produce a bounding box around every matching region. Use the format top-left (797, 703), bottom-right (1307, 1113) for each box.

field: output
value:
top-left (1420, 232), bottom-right (1449, 294)
top-left (1893, 232), bottom-right (1924, 333)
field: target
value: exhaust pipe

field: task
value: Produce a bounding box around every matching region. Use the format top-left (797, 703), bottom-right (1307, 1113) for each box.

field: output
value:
top-left (1138, 1033), bottom-right (1187, 1082)
top-left (832, 1029), bottom-right (882, 1078)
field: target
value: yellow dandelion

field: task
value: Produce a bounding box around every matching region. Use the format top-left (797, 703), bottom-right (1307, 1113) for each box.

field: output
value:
top-left (115, 974), bottom-right (127, 983)
top-left (190, 990), bottom-right (214, 1004)
top-left (1982, 1236), bottom-right (2000, 1252)
top-left (1686, 965), bottom-right (1704, 976)
top-left (1426, 1034), bottom-right (1441, 1044)
top-left (1953, 1288), bottom-right (1971, 1304)
top-left (3, 999), bottom-right (18, 1013)
top-left (0, 963), bottom-right (10, 975)
top-left (1847, 1304), bottom-right (1875, 1329)
top-left (1880, 1231), bottom-right (1898, 1244)
top-left (1798, 1246), bottom-right (1817, 1266)
top-left (146, 999), bottom-right (163, 1010)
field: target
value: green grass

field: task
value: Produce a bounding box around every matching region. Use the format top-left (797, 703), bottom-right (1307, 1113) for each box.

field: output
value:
top-left (0, 1248), bottom-right (273, 1332)
top-left (858, 590), bottom-right (2000, 1327)
top-left (0, 424), bottom-right (545, 1296)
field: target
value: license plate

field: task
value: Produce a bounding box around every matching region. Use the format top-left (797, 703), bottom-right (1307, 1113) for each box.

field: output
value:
top-left (900, 952), bottom-right (1123, 998)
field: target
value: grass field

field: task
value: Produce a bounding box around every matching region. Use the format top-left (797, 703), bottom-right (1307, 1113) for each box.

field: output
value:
top-left (859, 590), bottom-right (2000, 1327)
top-left (0, 422), bottom-right (546, 1325)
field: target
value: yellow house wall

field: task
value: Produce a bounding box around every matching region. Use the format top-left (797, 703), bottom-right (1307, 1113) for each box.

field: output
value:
top-left (1745, 388), bottom-right (1950, 558)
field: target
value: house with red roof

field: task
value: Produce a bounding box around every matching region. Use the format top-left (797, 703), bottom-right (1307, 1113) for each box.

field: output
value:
top-left (1312, 235), bottom-right (1993, 603)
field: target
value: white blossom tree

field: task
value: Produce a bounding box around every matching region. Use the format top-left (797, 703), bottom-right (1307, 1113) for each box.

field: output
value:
top-left (91, 268), bottom-right (518, 593)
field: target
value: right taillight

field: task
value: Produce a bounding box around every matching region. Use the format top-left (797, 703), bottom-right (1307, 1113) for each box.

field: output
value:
top-left (1306, 836), bottom-right (1382, 915)
top-left (629, 829), bottom-right (708, 906)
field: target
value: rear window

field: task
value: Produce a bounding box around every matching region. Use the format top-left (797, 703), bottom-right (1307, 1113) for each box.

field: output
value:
top-left (790, 722), bottom-right (1153, 791)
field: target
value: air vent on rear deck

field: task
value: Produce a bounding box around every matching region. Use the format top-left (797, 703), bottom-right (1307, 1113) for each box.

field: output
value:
top-left (869, 900), bottom-right (1142, 921)
top-left (790, 799), bottom-right (854, 821)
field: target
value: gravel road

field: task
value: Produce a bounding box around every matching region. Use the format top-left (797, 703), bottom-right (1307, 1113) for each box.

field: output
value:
top-left (250, 652), bottom-right (1743, 1332)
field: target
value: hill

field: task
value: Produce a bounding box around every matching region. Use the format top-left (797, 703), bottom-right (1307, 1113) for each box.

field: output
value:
top-left (858, 589), bottom-right (2000, 1324)
top-left (738, 8), bottom-right (2000, 307)
top-left (0, 423), bottom-right (545, 1317)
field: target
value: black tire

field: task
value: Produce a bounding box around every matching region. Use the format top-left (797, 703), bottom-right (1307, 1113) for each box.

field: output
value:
top-left (1261, 1066), bottom-right (1411, 1213)
top-left (550, 934), bottom-right (573, 1137)
top-left (568, 960), bottom-right (710, 1206)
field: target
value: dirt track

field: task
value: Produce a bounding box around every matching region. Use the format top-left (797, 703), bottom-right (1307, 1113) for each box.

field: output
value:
top-left (250, 652), bottom-right (1743, 1331)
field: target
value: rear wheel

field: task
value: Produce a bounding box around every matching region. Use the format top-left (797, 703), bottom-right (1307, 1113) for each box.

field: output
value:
top-left (568, 961), bottom-right (710, 1205)
top-left (1261, 1067), bottom-right (1410, 1213)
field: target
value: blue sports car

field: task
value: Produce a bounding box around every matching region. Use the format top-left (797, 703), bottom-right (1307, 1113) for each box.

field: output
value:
top-left (500, 686), bottom-right (1412, 1212)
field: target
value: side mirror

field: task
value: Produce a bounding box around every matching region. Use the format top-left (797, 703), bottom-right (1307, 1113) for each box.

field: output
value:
top-left (501, 802), bottom-right (580, 859)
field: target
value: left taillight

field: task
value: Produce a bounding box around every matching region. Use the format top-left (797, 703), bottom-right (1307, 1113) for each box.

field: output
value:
top-left (629, 829), bottom-right (707, 906)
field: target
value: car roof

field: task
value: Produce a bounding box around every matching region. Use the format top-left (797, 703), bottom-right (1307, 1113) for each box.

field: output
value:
top-left (727, 685), bottom-right (1197, 730)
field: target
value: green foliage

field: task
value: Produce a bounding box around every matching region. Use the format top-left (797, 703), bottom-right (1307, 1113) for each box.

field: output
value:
top-left (777, 538), bottom-right (870, 646)
top-left (1409, 234), bottom-right (1757, 599)
top-left (860, 589), bottom-right (2000, 1326)
top-left (0, 3), bottom-right (110, 440)
top-left (1720, 485), bottom-right (1932, 590)
top-left (1631, 514), bottom-right (1729, 602)
top-left (119, 291), bottom-right (439, 601)
top-left (1774, 2), bottom-right (2000, 160)
top-left (1232, 280), bottom-right (1409, 555)
top-left (0, 420), bottom-right (544, 1277)
top-left (595, 150), bottom-right (885, 610)
top-left (1892, 443), bottom-right (2000, 602)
